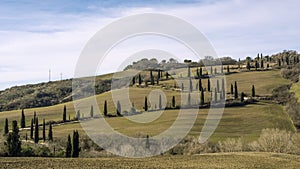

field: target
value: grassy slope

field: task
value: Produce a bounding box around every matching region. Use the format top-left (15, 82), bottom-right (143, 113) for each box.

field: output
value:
top-left (0, 153), bottom-right (299, 168)
top-left (0, 69), bottom-right (295, 143)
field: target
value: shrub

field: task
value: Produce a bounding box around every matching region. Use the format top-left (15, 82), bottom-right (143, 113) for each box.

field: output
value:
top-left (217, 138), bottom-right (243, 152)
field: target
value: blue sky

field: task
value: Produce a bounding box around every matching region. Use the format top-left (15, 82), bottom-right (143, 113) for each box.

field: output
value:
top-left (0, 0), bottom-right (300, 90)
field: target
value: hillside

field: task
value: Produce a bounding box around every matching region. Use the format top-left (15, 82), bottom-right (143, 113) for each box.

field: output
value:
top-left (0, 153), bottom-right (299, 168)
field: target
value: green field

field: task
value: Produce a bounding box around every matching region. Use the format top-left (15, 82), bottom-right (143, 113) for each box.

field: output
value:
top-left (0, 152), bottom-right (299, 168)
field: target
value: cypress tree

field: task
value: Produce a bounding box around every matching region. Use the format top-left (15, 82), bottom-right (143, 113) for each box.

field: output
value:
top-left (187, 93), bottom-right (191, 106)
top-left (200, 90), bottom-right (204, 106)
top-left (138, 74), bottom-right (142, 86)
top-left (252, 85), bottom-right (255, 97)
top-left (181, 83), bottom-right (184, 91)
top-left (117, 101), bottom-right (121, 116)
top-left (217, 80), bottom-right (220, 93)
top-left (187, 66), bottom-right (191, 77)
top-left (261, 59), bottom-right (264, 68)
top-left (4, 118), bottom-right (9, 135)
top-left (234, 81), bottom-right (238, 99)
top-left (146, 135), bottom-right (150, 149)
top-left (30, 118), bottom-right (33, 139)
top-left (63, 105), bottom-right (67, 122)
top-left (166, 71), bottom-right (169, 79)
top-left (221, 78), bottom-right (225, 93)
top-left (90, 105), bottom-right (94, 118)
top-left (172, 96), bottom-right (176, 108)
top-left (189, 78), bottom-right (193, 92)
top-left (196, 68), bottom-right (199, 78)
top-left (207, 79), bottom-right (211, 92)
top-left (34, 117), bottom-right (39, 143)
top-left (246, 61), bottom-right (251, 70)
top-left (231, 84), bottom-right (234, 95)
top-left (25, 133), bottom-right (28, 142)
top-left (278, 59), bottom-right (281, 66)
top-left (76, 110), bottom-right (81, 120)
top-left (66, 134), bottom-right (72, 158)
top-left (6, 120), bottom-right (21, 156)
top-left (255, 60), bottom-right (258, 70)
top-left (241, 92), bottom-right (245, 102)
top-left (48, 122), bottom-right (53, 141)
top-left (43, 119), bottom-right (46, 142)
top-left (221, 65), bottom-right (224, 73)
top-left (21, 109), bottom-right (25, 128)
top-left (214, 67), bottom-right (217, 74)
top-left (72, 130), bottom-right (80, 158)
top-left (104, 101), bottom-right (108, 116)
top-left (132, 76), bottom-right (136, 85)
top-left (159, 95), bottom-right (162, 110)
top-left (144, 97), bottom-right (148, 111)
top-left (199, 78), bottom-right (202, 91)
top-left (214, 88), bottom-right (217, 103)
top-left (210, 66), bottom-right (213, 75)
top-left (33, 111), bottom-right (36, 124)
top-left (227, 65), bottom-right (230, 73)
top-left (238, 58), bottom-right (241, 69)
top-left (150, 70), bottom-right (154, 85)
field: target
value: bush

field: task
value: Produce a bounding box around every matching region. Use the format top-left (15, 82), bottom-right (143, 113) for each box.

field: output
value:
top-left (248, 128), bottom-right (300, 154)
top-left (217, 138), bottom-right (243, 152)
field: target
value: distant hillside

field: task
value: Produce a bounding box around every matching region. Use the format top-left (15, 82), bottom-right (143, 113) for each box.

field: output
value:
top-left (0, 77), bottom-right (112, 112)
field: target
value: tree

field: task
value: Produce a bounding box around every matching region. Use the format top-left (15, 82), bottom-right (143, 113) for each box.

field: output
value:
top-left (221, 78), bottom-right (225, 93)
top-left (132, 76), bottom-right (136, 85)
top-left (187, 93), bottom-right (191, 106)
top-left (34, 117), bottom-right (39, 143)
top-left (72, 130), bottom-right (80, 158)
top-left (43, 119), bottom-right (46, 142)
top-left (4, 118), bottom-right (8, 135)
top-left (5, 120), bottom-right (21, 156)
top-left (207, 79), bottom-right (211, 92)
top-left (214, 88), bottom-right (217, 103)
top-left (117, 101), bottom-right (121, 116)
top-left (252, 85), bottom-right (255, 97)
top-left (172, 96), bottom-right (176, 108)
top-left (189, 78), bottom-right (193, 92)
top-left (227, 65), bottom-right (230, 73)
top-left (30, 118), bottom-right (33, 139)
top-left (104, 101), bottom-right (108, 116)
top-left (231, 84), bottom-right (234, 95)
top-left (200, 90), bottom-right (204, 106)
top-left (166, 71), bottom-right (169, 79)
top-left (33, 111), bottom-right (36, 124)
top-left (63, 105), bottom-right (67, 122)
top-left (48, 122), bottom-right (53, 141)
top-left (234, 81), bottom-right (238, 99)
top-left (199, 67), bottom-right (203, 77)
top-left (76, 110), bottom-right (81, 120)
top-left (90, 105), bottom-right (94, 118)
top-left (214, 67), bottom-right (217, 74)
top-left (159, 95), bottom-right (162, 110)
top-left (255, 60), bottom-right (258, 70)
top-left (150, 70), bottom-right (154, 85)
top-left (187, 66), bottom-right (191, 77)
top-left (217, 80), bottom-right (220, 93)
top-left (66, 134), bottom-right (72, 158)
top-left (199, 78), bottom-right (202, 91)
top-left (241, 92), bottom-right (245, 102)
top-left (261, 59), bottom-right (264, 68)
top-left (144, 97), bottom-right (148, 111)
top-left (181, 83), bottom-right (184, 91)
top-left (138, 74), bottom-right (142, 86)
top-left (221, 65), bottom-right (224, 73)
top-left (21, 109), bottom-right (25, 128)
top-left (146, 135), bottom-right (150, 149)
top-left (246, 61), bottom-right (251, 70)
top-left (210, 66), bottom-right (213, 74)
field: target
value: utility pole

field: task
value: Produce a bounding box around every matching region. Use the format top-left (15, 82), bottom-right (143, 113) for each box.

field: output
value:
top-left (49, 69), bottom-right (51, 82)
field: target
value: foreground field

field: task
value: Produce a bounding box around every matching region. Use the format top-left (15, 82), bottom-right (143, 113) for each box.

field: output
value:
top-left (0, 152), bottom-right (299, 169)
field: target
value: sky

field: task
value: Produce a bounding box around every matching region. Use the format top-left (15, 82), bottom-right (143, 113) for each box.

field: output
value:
top-left (0, 0), bottom-right (300, 90)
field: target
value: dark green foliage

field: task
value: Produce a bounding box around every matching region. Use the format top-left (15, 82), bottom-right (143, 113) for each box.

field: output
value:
top-left (207, 79), bottom-right (211, 92)
top-left (187, 66), bottom-right (191, 77)
top-left (199, 67), bottom-right (203, 77)
top-left (246, 61), bottom-right (251, 70)
top-left (138, 74), bottom-right (142, 86)
top-left (159, 95), bottom-right (162, 110)
top-left (21, 109), bottom-right (25, 128)
top-left (221, 65), bottom-right (223, 73)
top-left (132, 76), bottom-right (136, 85)
top-left (144, 97), bottom-right (148, 111)
top-left (4, 118), bottom-right (8, 135)
top-left (48, 122), bottom-right (53, 141)
top-left (117, 101), bottom-right (121, 116)
top-left (25, 133), bottom-right (28, 141)
top-left (217, 80), bottom-right (220, 93)
top-left (221, 78), bottom-right (225, 93)
top-left (255, 60), bottom-right (258, 70)
top-left (6, 120), bottom-right (21, 156)
top-left (34, 117), bottom-right (39, 143)
top-left (231, 84), bottom-right (234, 95)
top-left (214, 67), bottom-right (217, 74)
top-left (227, 65), bottom-right (230, 73)
top-left (104, 101), bottom-right (108, 116)
top-left (189, 78), bottom-right (193, 92)
top-left (150, 70), bottom-right (154, 85)
top-left (43, 119), bottom-right (46, 142)
top-left (214, 88), bottom-right (217, 103)
top-left (210, 66), bottom-right (213, 74)
top-left (199, 78), bottom-right (202, 91)
top-left (200, 90), bottom-right (204, 106)
top-left (76, 110), bottom-right (81, 120)
top-left (166, 71), bottom-right (169, 79)
top-left (30, 118), bottom-right (33, 139)
top-left (146, 135), bottom-right (150, 149)
top-left (241, 92), bottom-right (245, 102)
top-left (181, 83), bottom-right (184, 91)
top-left (278, 59), bottom-right (281, 66)
top-left (33, 111), bottom-right (36, 124)
top-left (90, 105), bottom-right (94, 118)
top-left (234, 81), bottom-right (238, 99)
top-left (172, 96), bottom-right (176, 108)
top-left (72, 130), bottom-right (80, 158)
top-left (66, 134), bottom-right (72, 158)
top-left (261, 59), bottom-right (264, 68)
top-left (63, 105), bottom-right (67, 122)
top-left (252, 85), bottom-right (255, 97)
